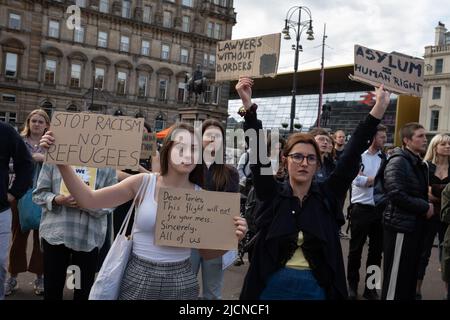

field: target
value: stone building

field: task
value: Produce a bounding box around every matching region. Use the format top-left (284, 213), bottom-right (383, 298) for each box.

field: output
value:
top-left (0, 0), bottom-right (236, 131)
top-left (419, 21), bottom-right (450, 137)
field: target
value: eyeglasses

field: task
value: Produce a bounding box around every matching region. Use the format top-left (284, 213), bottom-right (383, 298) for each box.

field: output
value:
top-left (287, 153), bottom-right (318, 165)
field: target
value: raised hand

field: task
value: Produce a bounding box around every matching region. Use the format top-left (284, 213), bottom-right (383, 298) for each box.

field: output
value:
top-left (370, 84), bottom-right (391, 120)
top-left (235, 77), bottom-right (254, 109)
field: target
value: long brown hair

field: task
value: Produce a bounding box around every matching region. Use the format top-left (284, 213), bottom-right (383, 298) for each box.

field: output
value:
top-left (202, 119), bottom-right (233, 191)
top-left (21, 109), bottom-right (50, 137)
top-left (159, 122), bottom-right (203, 186)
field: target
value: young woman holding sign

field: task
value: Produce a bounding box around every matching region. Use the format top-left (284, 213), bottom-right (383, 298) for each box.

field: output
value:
top-left (190, 119), bottom-right (240, 300)
top-left (40, 122), bottom-right (247, 300)
top-left (235, 77), bottom-right (390, 300)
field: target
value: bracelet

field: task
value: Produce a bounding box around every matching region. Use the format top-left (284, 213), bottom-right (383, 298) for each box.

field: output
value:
top-left (238, 103), bottom-right (257, 117)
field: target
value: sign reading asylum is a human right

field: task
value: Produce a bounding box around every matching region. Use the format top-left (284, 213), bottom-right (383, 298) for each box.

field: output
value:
top-left (215, 33), bottom-right (281, 82)
top-left (350, 44), bottom-right (424, 97)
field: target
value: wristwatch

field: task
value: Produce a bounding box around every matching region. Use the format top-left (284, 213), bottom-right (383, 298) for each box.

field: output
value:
top-left (238, 103), bottom-right (257, 117)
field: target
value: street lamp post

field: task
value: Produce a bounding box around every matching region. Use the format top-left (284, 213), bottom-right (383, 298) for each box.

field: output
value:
top-left (282, 6), bottom-right (314, 133)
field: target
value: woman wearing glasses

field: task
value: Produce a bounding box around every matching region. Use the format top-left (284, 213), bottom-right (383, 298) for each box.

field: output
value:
top-left (236, 77), bottom-right (391, 300)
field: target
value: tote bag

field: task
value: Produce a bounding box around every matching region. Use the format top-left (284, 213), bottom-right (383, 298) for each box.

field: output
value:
top-left (89, 174), bottom-right (152, 300)
top-left (18, 162), bottom-right (42, 232)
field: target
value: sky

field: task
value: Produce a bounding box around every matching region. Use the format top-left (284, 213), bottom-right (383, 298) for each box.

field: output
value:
top-left (232, 0), bottom-right (450, 73)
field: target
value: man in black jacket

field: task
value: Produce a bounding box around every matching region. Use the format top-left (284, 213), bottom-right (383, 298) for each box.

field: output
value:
top-left (381, 122), bottom-right (432, 300)
top-left (0, 122), bottom-right (33, 299)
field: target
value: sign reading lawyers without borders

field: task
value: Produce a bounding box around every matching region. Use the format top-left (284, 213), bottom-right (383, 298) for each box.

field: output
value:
top-left (45, 112), bottom-right (144, 170)
top-left (215, 33), bottom-right (281, 82)
top-left (155, 188), bottom-right (240, 250)
top-left (350, 44), bottom-right (424, 97)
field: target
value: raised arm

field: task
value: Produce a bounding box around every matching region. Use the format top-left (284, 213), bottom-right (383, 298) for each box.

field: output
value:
top-left (40, 131), bottom-right (142, 209)
top-left (235, 77), bottom-right (277, 200)
top-left (327, 85), bottom-right (390, 199)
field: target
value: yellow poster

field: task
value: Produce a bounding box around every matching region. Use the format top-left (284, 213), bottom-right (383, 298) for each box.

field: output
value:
top-left (60, 166), bottom-right (97, 196)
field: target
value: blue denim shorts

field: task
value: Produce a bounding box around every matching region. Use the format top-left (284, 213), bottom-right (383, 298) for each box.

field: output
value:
top-left (260, 267), bottom-right (326, 300)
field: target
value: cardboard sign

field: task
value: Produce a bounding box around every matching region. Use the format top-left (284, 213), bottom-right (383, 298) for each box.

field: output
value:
top-left (215, 33), bottom-right (281, 82)
top-left (350, 44), bottom-right (424, 97)
top-left (140, 133), bottom-right (157, 159)
top-left (155, 188), bottom-right (240, 250)
top-left (60, 166), bottom-right (97, 196)
top-left (45, 112), bottom-right (144, 170)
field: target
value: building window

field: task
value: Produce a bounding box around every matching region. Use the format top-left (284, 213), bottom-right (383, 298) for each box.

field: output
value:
top-left (430, 110), bottom-right (440, 131)
top-left (122, 0), bottom-right (131, 18)
top-left (76, 0), bottom-right (86, 7)
top-left (161, 44), bottom-right (170, 60)
top-left (98, 31), bottom-right (108, 47)
top-left (182, 16), bottom-right (190, 32)
top-left (95, 67), bottom-right (105, 89)
top-left (143, 6), bottom-right (152, 23)
top-left (204, 85), bottom-right (220, 104)
top-left (2, 94), bottom-right (16, 103)
top-left (177, 82), bottom-right (186, 102)
top-left (44, 60), bottom-right (56, 84)
top-left (207, 22), bottom-right (214, 37)
top-left (182, 0), bottom-right (193, 7)
top-left (163, 11), bottom-right (172, 28)
top-left (117, 72), bottom-right (127, 95)
top-left (435, 59), bottom-right (443, 74)
top-left (214, 23), bottom-right (222, 39)
top-left (0, 112), bottom-right (17, 126)
top-left (141, 40), bottom-right (150, 56)
top-left (209, 54), bottom-right (216, 68)
top-left (5, 53), bottom-right (18, 78)
top-left (70, 63), bottom-right (81, 88)
top-left (219, 0), bottom-right (228, 6)
top-left (203, 53), bottom-right (209, 67)
top-left (99, 0), bottom-right (109, 13)
top-left (138, 75), bottom-right (148, 97)
top-left (120, 35), bottom-right (130, 52)
top-left (432, 86), bottom-right (441, 99)
top-left (155, 115), bottom-right (164, 132)
top-left (9, 13), bottom-right (21, 30)
top-left (159, 80), bottom-right (167, 100)
top-left (41, 101), bottom-right (53, 118)
top-left (74, 26), bottom-right (84, 43)
top-left (49, 20), bottom-right (60, 38)
top-left (180, 48), bottom-right (189, 64)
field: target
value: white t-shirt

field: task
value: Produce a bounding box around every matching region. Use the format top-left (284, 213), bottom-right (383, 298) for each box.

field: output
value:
top-left (132, 173), bottom-right (201, 262)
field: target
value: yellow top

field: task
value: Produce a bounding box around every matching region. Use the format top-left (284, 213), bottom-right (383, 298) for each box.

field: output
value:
top-left (286, 231), bottom-right (311, 270)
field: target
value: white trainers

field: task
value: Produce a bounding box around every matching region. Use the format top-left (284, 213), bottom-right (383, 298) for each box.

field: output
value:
top-left (34, 277), bottom-right (44, 296)
top-left (4, 277), bottom-right (18, 296)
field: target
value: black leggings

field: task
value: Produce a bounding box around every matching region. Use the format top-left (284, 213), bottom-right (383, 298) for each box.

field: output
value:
top-left (42, 239), bottom-right (98, 300)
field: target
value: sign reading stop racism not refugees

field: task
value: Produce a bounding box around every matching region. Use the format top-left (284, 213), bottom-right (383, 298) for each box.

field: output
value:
top-left (350, 44), bottom-right (424, 97)
top-left (215, 33), bottom-right (281, 82)
top-left (45, 112), bottom-right (144, 170)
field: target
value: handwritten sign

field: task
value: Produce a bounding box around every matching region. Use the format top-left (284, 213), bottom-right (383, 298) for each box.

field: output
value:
top-left (155, 188), bottom-right (240, 250)
top-left (215, 33), bottom-right (281, 82)
top-left (350, 44), bottom-right (424, 97)
top-left (60, 166), bottom-right (97, 196)
top-left (140, 133), bottom-right (157, 159)
top-left (45, 112), bottom-right (144, 170)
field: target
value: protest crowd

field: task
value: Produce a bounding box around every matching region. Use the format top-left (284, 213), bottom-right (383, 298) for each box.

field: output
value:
top-left (0, 74), bottom-right (448, 302)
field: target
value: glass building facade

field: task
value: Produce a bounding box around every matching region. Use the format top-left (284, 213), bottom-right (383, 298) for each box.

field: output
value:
top-left (228, 91), bottom-right (398, 134)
